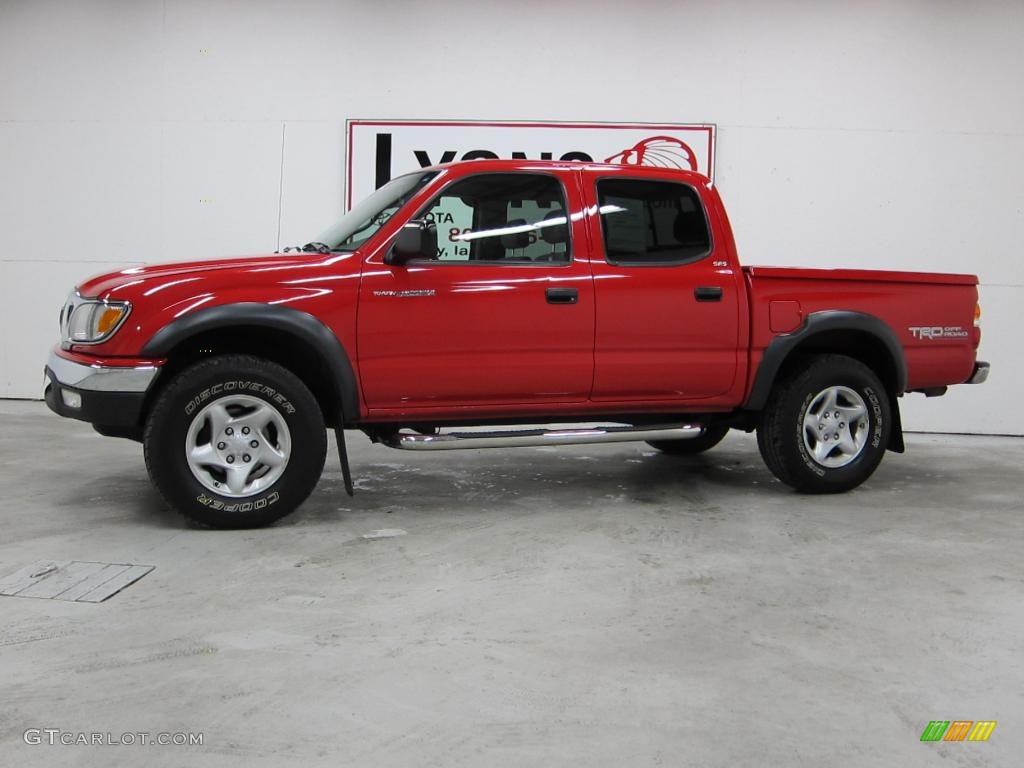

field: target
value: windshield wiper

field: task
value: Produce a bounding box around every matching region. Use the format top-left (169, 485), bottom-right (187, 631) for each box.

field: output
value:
top-left (281, 241), bottom-right (356, 254)
top-left (280, 243), bottom-right (330, 254)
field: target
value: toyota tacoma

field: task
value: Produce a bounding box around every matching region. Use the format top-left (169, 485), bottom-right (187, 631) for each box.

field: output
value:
top-left (44, 159), bottom-right (990, 527)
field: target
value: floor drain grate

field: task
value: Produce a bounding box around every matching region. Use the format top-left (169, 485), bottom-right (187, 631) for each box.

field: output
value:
top-left (0, 560), bottom-right (154, 603)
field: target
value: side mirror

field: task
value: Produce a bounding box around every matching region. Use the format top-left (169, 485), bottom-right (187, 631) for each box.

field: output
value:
top-left (386, 220), bottom-right (437, 266)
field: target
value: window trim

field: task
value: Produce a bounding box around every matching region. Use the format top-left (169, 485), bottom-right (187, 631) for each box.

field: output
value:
top-left (594, 176), bottom-right (714, 268)
top-left (402, 171), bottom-right (574, 268)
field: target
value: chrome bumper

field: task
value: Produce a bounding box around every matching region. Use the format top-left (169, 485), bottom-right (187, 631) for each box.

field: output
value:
top-left (967, 360), bottom-right (990, 385)
top-left (45, 349), bottom-right (159, 393)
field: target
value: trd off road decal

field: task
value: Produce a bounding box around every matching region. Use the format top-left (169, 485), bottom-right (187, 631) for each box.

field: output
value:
top-left (909, 325), bottom-right (969, 340)
top-left (184, 382), bottom-right (296, 416)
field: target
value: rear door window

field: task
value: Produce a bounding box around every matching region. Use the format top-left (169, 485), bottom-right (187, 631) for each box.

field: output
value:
top-left (596, 179), bottom-right (711, 265)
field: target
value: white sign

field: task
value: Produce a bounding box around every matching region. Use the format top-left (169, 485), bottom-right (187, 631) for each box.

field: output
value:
top-left (345, 120), bottom-right (716, 208)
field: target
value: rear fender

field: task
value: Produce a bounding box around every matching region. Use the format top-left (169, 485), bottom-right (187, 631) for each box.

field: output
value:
top-left (746, 310), bottom-right (907, 452)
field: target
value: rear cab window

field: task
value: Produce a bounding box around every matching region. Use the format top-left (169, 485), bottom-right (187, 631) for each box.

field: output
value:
top-left (596, 178), bottom-right (711, 265)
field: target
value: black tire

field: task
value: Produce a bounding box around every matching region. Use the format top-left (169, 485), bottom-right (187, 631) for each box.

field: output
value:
top-left (646, 424), bottom-right (730, 455)
top-left (757, 354), bottom-right (890, 493)
top-left (144, 354), bottom-right (327, 528)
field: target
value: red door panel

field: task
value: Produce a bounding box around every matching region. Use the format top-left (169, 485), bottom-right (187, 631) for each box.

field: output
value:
top-left (589, 263), bottom-right (741, 400)
top-left (358, 263), bottom-right (594, 409)
top-left (582, 173), bottom-right (743, 402)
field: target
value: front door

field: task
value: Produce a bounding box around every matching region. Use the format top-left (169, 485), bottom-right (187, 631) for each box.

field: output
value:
top-left (357, 170), bottom-right (594, 414)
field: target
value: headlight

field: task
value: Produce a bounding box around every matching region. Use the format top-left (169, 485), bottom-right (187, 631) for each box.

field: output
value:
top-left (60, 292), bottom-right (131, 345)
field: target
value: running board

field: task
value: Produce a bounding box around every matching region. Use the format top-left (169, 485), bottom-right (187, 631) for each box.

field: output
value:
top-left (387, 424), bottom-right (703, 451)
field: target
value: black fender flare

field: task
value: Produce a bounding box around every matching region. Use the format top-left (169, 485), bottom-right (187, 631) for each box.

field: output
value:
top-left (744, 310), bottom-right (907, 412)
top-left (141, 303), bottom-right (360, 423)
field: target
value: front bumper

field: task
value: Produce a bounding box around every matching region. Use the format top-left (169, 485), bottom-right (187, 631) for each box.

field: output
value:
top-left (43, 349), bottom-right (160, 427)
top-left (966, 360), bottom-right (990, 385)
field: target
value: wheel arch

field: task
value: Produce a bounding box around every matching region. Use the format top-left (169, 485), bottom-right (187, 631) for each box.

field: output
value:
top-left (746, 311), bottom-right (906, 410)
top-left (140, 303), bottom-right (360, 427)
top-left (745, 311), bottom-right (906, 452)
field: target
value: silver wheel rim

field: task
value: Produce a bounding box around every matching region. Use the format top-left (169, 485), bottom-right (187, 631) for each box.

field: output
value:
top-left (801, 385), bottom-right (870, 469)
top-left (185, 395), bottom-right (292, 498)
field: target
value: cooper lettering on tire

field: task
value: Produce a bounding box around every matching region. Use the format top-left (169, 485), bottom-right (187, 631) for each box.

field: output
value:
top-left (144, 354), bottom-right (327, 528)
top-left (757, 354), bottom-right (891, 493)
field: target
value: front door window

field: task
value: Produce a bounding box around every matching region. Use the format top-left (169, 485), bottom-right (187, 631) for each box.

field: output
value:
top-left (418, 173), bottom-right (571, 264)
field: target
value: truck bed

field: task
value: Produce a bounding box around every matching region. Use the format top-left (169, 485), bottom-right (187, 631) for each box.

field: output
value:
top-left (743, 266), bottom-right (980, 391)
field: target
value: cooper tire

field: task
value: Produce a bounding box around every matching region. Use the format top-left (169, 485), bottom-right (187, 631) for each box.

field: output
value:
top-left (144, 354), bottom-right (327, 528)
top-left (757, 354), bottom-right (890, 493)
top-left (646, 424), bottom-right (730, 455)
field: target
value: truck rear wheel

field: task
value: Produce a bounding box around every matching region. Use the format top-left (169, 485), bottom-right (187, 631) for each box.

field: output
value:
top-left (647, 424), bottom-right (729, 455)
top-left (144, 354), bottom-right (327, 528)
top-left (757, 354), bottom-right (890, 493)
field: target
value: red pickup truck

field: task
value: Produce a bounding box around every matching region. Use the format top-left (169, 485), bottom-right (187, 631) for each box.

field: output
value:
top-left (44, 159), bottom-right (989, 528)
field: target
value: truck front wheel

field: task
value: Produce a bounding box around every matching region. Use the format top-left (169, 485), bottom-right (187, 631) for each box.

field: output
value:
top-left (757, 354), bottom-right (890, 493)
top-left (144, 354), bottom-right (327, 528)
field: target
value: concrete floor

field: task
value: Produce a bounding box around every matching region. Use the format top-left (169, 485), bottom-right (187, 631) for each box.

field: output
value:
top-left (0, 399), bottom-right (1021, 767)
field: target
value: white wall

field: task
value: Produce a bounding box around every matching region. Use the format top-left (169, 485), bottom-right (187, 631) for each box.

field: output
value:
top-left (1, 0), bottom-right (1020, 433)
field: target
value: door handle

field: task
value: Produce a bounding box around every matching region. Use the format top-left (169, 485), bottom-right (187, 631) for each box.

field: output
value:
top-left (694, 286), bottom-right (723, 302)
top-left (546, 288), bottom-right (578, 305)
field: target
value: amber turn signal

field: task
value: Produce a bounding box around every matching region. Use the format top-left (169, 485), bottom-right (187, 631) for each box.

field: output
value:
top-left (96, 306), bottom-right (126, 334)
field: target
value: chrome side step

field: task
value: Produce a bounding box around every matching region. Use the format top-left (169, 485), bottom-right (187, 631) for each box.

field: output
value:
top-left (388, 424), bottom-right (703, 451)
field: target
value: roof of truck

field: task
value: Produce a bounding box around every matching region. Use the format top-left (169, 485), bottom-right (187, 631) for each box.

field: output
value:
top-left (420, 157), bottom-right (712, 184)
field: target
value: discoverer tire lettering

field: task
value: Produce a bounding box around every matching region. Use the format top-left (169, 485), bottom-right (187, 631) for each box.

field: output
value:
top-left (144, 354), bottom-right (326, 528)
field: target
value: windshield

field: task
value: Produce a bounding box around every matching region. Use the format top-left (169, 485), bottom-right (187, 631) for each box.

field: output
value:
top-left (312, 171), bottom-right (438, 251)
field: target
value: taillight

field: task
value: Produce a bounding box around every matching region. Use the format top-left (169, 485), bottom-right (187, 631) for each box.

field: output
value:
top-left (974, 302), bottom-right (982, 327)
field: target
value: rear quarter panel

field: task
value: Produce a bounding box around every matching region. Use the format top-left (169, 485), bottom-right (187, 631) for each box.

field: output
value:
top-left (745, 267), bottom-right (980, 391)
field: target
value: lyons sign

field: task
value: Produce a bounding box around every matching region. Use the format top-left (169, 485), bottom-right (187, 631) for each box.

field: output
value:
top-left (345, 120), bottom-right (716, 208)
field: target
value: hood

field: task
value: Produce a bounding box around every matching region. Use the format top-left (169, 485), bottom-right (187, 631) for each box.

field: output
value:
top-left (65, 249), bottom-right (365, 357)
top-left (77, 253), bottom-right (317, 299)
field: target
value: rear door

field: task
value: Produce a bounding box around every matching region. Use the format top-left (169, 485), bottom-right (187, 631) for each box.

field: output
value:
top-left (357, 170), bottom-right (595, 412)
top-left (583, 174), bottom-right (742, 402)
